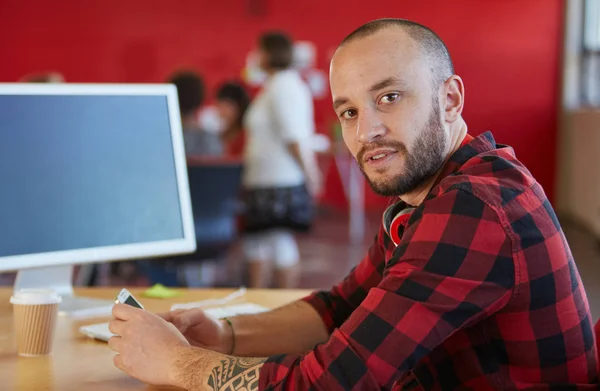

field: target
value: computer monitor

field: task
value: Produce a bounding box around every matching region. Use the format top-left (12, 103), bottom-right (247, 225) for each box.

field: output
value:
top-left (0, 83), bottom-right (196, 316)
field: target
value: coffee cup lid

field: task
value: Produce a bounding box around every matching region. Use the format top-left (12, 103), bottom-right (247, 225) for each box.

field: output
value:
top-left (10, 289), bottom-right (62, 305)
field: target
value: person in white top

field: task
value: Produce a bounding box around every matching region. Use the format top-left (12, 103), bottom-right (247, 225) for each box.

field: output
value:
top-left (241, 31), bottom-right (322, 289)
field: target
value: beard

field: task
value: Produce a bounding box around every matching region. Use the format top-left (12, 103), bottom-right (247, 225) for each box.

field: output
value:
top-left (357, 100), bottom-right (447, 197)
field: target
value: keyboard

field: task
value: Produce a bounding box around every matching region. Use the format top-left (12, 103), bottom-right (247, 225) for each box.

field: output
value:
top-left (79, 302), bottom-right (269, 341)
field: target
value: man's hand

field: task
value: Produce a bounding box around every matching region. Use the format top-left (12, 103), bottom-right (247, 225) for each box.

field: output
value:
top-left (108, 304), bottom-right (191, 386)
top-left (157, 308), bottom-right (233, 354)
top-left (110, 304), bottom-right (267, 390)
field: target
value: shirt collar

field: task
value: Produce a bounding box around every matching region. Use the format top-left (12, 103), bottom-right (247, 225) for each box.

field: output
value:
top-left (429, 131), bottom-right (498, 190)
top-left (391, 131), bottom-right (499, 210)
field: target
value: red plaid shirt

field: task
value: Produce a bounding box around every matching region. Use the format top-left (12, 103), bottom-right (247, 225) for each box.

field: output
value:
top-left (259, 132), bottom-right (599, 390)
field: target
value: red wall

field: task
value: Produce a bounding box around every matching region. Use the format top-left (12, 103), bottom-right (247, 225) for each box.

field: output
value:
top-left (0, 0), bottom-right (563, 208)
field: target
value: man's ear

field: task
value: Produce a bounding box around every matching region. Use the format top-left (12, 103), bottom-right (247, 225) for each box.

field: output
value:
top-left (442, 75), bottom-right (464, 123)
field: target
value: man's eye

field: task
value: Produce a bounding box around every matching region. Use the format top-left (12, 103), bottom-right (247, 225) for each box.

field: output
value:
top-left (379, 93), bottom-right (399, 104)
top-left (341, 109), bottom-right (357, 120)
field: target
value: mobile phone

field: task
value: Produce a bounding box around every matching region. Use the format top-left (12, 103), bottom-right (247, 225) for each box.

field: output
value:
top-left (114, 288), bottom-right (144, 309)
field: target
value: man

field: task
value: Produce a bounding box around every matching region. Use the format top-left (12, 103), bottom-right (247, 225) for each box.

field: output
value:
top-left (169, 70), bottom-right (224, 157)
top-left (108, 19), bottom-right (599, 390)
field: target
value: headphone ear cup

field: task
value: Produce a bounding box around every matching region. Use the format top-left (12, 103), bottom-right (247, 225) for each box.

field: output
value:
top-left (386, 207), bottom-right (415, 246)
top-left (383, 202), bottom-right (405, 236)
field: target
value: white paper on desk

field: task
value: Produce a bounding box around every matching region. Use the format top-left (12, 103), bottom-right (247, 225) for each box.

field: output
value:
top-left (170, 287), bottom-right (247, 310)
top-left (202, 303), bottom-right (269, 319)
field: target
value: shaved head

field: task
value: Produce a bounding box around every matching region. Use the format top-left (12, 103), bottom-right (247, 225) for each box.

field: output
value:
top-left (340, 18), bottom-right (454, 87)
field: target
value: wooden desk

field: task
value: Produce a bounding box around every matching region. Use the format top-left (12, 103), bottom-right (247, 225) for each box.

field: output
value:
top-left (0, 288), bottom-right (309, 391)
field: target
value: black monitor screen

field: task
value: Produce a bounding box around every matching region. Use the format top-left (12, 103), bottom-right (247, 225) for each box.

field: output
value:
top-left (0, 94), bottom-right (184, 257)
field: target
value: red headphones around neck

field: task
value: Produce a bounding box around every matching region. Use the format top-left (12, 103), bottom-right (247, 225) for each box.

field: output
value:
top-left (382, 202), bottom-right (415, 247)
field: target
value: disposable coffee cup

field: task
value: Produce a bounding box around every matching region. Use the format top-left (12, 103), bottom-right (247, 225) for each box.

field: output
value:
top-left (10, 289), bottom-right (62, 356)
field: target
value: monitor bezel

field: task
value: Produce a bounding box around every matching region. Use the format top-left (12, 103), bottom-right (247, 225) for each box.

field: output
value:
top-left (0, 83), bottom-right (196, 271)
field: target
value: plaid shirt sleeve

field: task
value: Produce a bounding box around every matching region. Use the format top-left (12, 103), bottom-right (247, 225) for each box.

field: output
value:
top-left (259, 189), bottom-right (515, 390)
top-left (299, 220), bottom-right (389, 333)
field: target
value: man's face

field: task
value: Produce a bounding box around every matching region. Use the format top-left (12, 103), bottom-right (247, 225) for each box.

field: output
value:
top-left (330, 29), bottom-right (449, 197)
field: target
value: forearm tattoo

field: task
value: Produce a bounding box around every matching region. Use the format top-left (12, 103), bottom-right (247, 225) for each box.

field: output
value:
top-left (207, 357), bottom-right (266, 391)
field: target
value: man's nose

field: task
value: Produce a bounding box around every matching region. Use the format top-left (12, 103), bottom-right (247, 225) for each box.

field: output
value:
top-left (356, 108), bottom-right (386, 144)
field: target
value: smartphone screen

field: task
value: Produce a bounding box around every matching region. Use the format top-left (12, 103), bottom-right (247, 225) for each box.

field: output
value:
top-left (122, 295), bottom-right (143, 309)
top-left (116, 289), bottom-right (144, 309)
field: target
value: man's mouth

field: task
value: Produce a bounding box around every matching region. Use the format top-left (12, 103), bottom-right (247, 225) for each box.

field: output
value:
top-left (370, 153), bottom-right (389, 160)
top-left (363, 149), bottom-right (397, 163)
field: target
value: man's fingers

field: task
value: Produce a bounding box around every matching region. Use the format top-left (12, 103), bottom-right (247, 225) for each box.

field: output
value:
top-left (156, 309), bottom-right (186, 323)
top-left (113, 354), bottom-right (125, 372)
top-left (108, 319), bottom-right (126, 336)
top-left (172, 309), bottom-right (208, 331)
top-left (107, 336), bottom-right (123, 353)
top-left (156, 311), bottom-right (171, 322)
top-left (112, 303), bottom-right (140, 321)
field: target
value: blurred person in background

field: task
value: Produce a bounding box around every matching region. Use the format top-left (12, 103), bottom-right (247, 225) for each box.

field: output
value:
top-left (20, 71), bottom-right (65, 83)
top-left (241, 31), bottom-right (322, 289)
top-left (216, 81), bottom-right (251, 158)
top-left (169, 71), bottom-right (223, 157)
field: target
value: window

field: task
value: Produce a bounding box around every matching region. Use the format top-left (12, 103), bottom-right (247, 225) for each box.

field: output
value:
top-left (582, 0), bottom-right (600, 105)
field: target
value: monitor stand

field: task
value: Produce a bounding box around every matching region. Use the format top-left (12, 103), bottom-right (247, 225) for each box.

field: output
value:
top-left (14, 265), bottom-right (114, 318)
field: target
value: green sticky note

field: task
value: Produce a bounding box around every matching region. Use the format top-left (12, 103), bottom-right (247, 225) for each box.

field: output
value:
top-left (142, 284), bottom-right (182, 299)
